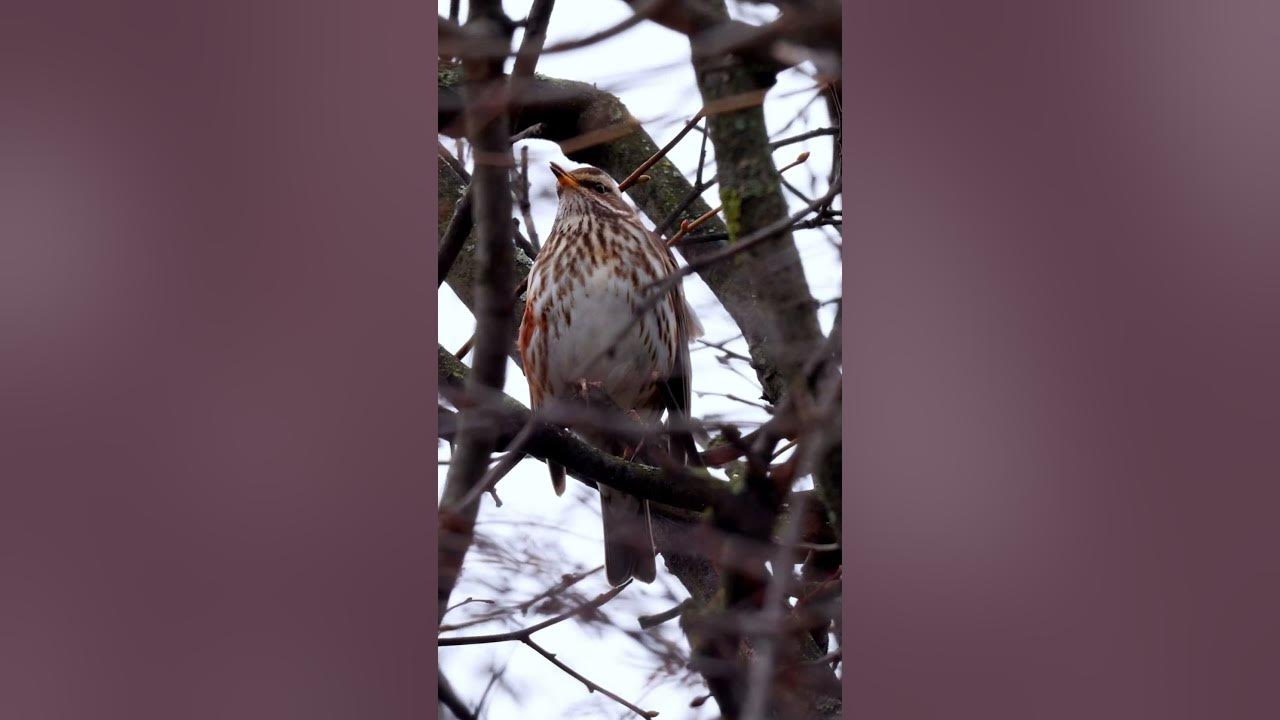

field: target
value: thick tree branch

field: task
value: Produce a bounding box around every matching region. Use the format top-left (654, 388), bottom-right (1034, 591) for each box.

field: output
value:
top-left (687, 0), bottom-right (825, 405)
top-left (438, 152), bottom-right (531, 366)
top-left (438, 346), bottom-right (731, 512)
top-left (437, 187), bottom-right (473, 287)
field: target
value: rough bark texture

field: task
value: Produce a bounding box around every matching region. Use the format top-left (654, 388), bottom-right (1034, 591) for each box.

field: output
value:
top-left (683, 4), bottom-right (837, 718)
top-left (690, 0), bottom-right (825, 404)
top-left (438, 346), bottom-right (731, 512)
top-left (438, 154), bottom-right (533, 320)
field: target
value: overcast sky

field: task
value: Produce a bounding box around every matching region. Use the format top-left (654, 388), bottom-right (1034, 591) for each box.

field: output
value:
top-left (439, 2), bottom-right (840, 717)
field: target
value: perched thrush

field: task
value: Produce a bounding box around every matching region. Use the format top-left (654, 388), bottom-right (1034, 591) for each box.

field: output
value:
top-left (518, 162), bottom-right (704, 586)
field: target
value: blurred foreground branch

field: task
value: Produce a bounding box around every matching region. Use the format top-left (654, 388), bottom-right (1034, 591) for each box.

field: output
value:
top-left (438, 0), bottom-right (516, 623)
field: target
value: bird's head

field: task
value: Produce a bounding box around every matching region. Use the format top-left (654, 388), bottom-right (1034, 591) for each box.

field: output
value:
top-left (549, 162), bottom-right (633, 217)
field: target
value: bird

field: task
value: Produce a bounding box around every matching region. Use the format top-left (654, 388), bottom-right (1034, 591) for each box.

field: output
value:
top-left (518, 161), bottom-right (703, 586)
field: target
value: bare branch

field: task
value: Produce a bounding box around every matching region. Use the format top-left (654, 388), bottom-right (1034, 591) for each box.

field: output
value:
top-left (511, 0), bottom-right (555, 80)
top-left (438, 0), bottom-right (516, 623)
top-left (439, 581), bottom-right (629, 646)
top-left (437, 188), bottom-right (473, 288)
top-left (512, 145), bottom-right (540, 253)
top-left (441, 0), bottom-right (676, 60)
top-left (438, 139), bottom-right (471, 181)
top-left (443, 596), bottom-right (497, 618)
top-left (439, 346), bottom-right (733, 512)
top-left (438, 578), bottom-right (659, 718)
top-left (618, 109), bottom-right (705, 191)
top-left (768, 126), bottom-right (839, 151)
top-left (638, 599), bottom-right (692, 630)
top-left (517, 565), bottom-right (604, 614)
top-left (438, 671), bottom-right (477, 720)
top-left (522, 637), bottom-right (659, 719)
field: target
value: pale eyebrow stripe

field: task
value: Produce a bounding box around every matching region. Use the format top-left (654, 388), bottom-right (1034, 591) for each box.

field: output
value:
top-left (572, 170), bottom-right (613, 183)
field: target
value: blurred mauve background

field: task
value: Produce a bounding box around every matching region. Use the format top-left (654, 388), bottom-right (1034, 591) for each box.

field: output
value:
top-left (848, 1), bottom-right (1280, 718)
top-left (1, 1), bottom-right (1278, 718)
top-left (1, 2), bottom-right (436, 718)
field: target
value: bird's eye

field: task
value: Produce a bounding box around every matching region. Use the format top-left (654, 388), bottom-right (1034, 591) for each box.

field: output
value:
top-left (591, 182), bottom-right (607, 194)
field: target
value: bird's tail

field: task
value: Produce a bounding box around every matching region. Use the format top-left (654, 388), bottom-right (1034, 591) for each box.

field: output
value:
top-left (599, 485), bottom-right (656, 586)
top-left (548, 461), bottom-right (566, 496)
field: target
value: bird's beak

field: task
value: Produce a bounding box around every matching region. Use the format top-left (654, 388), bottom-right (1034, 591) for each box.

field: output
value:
top-left (549, 162), bottom-right (579, 189)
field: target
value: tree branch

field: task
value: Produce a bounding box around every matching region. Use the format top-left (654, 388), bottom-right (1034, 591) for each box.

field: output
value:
top-left (438, 671), bottom-right (477, 720)
top-left (438, 345), bottom-right (732, 512)
top-left (521, 637), bottom-right (659, 718)
top-left (438, 151), bottom-right (531, 365)
top-left (439, 581), bottom-right (629, 646)
top-left (438, 1), bottom-right (516, 623)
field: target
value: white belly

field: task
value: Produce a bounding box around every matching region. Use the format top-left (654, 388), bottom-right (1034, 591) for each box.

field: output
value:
top-left (540, 265), bottom-right (675, 413)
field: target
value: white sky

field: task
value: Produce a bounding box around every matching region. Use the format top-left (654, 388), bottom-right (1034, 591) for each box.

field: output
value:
top-left (439, 2), bottom-right (841, 717)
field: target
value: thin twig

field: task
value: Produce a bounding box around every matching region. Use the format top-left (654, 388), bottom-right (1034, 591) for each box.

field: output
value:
top-left (675, 216), bottom-right (841, 247)
top-left (442, 596), bottom-right (497, 618)
top-left (439, 581), bottom-right (630, 646)
top-left (694, 337), bottom-right (753, 363)
top-left (665, 203), bottom-right (721, 247)
top-left (514, 145), bottom-right (540, 253)
top-left (654, 118), bottom-right (715, 238)
top-left (517, 565), bottom-right (605, 614)
top-left (638, 599), bottom-right (691, 630)
top-left (456, 415), bottom-right (541, 510)
top-left (472, 656), bottom-right (513, 718)
top-left (439, 140), bottom-right (471, 182)
top-left (521, 637), bottom-right (659, 718)
top-left (767, 126), bottom-right (838, 150)
top-left (618, 109), bottom-right (706, 191)
top-left (665, 152), bottom-right (808, 247)
top-left (509, 122), bottom-right (546, 144)
top-left (511, 218), bottom-right (538, 261)
top-left (806, 649), bottom-right (842, 666)
top-left (656, 175), bottom-right (717, 235)
top-left (439, 671), bottom-right (477, 720)
top-left (441, 0), bottom-right (673, 60)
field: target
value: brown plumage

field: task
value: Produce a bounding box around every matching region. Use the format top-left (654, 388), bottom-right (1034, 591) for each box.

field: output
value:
top-left (518, 162), bottom-right (703, 586)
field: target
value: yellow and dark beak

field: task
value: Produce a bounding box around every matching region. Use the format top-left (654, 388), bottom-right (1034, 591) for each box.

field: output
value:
top-left (549, 161), bottom-right (579, 189)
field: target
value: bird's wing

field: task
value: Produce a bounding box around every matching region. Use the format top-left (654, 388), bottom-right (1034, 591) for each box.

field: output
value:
top-left (640, 226), bottom-right (703, 467)
top-left (519, 273), bottom-right (567, 494)
top-left (657, 284), bottom-right (703, 468)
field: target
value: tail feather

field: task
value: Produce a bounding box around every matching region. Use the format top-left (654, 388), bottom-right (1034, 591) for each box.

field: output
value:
top-left (548, 462), bottom-right (565, 495)
top-left (600, 486), bottom-right (656, 585)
